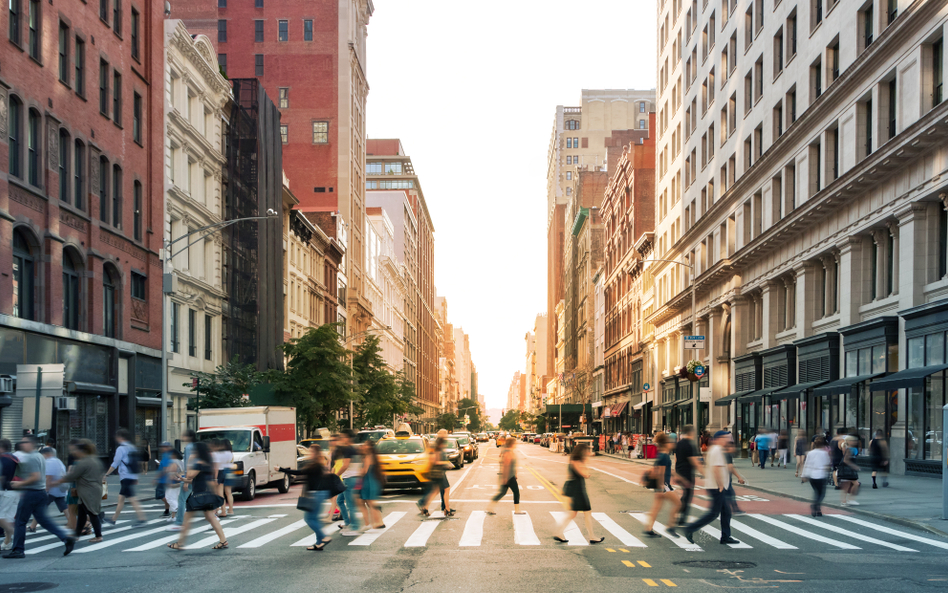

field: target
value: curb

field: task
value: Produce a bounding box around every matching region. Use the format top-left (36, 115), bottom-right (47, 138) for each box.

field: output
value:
top-left (577, 449), bottom-right (948, 538)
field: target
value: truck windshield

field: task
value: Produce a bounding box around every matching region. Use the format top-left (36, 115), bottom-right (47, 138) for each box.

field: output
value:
top-left (377, 440), bottom-right (425, 454)
top-left (198, 430), bottom-right (253, 452)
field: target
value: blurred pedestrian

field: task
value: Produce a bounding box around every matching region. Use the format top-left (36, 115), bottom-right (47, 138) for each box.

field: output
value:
top-left (643, 433), bottom-right (680, 537)
top-left (486, 437), bottom-right (523, 516)
top-left (359, 441), bottom-right (385, 529)
top-left (683, 431), bottom-right (739, 545)
top-left (167, 441), bottom-right (227, 550)
top-left (869, 430), bottom-right (889, 489)
top-left (417, 437), bottom-right (452, 518)
top-left (777, 430), bottom-right (789, 468)
top-left (59, 440), bottom-right (105, 543)
top-left (837, 437), bottom-right (861, 506)
top-left (280, 444), bottom-right (332, 550)
top-left (28, 448), bottom-right (67, 533)
top-left (673, 426), bottom-right (701, 528)
top-left (801, 435), bottom-right (831, 516)
top-left (3, 436), bottom-right (76, 558)
top-left (0, 439), bottom-right (18, 551)
top-left (553, 444), bottom-right (603, 544)
top-left (794, 431), bottom-right (808, 478)
top-left (102, 429), bottom-right (146, 526)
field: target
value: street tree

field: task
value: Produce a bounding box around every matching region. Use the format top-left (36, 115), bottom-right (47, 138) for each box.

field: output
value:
top-left (351, 335), bottom-right (422, 427)
top-left (269, 323), bottom-right (354, 435)
top-left (185, 356), bottom-right (261, 410)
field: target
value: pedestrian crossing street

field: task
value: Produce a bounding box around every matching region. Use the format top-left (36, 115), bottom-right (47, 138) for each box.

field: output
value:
top-left (18, 504), bottom-right (948, 557)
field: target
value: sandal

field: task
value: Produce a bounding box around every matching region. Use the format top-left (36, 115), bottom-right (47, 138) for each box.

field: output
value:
top-left (212, 540), bottom-right (228, 550)
top-left (166, 542), bottom-right (182, 550)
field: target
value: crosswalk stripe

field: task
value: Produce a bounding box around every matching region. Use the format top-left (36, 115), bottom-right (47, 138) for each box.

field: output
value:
top-left (458, 511), bottom-right (485, 546)
top-left (239, 520), bottom-right (308, 548)
top-left (185, 518), bottom-right (276, 549)
top-left (630, 514), bottom-right (702, 551)
top-left (74, 519), bottom-right (179, 553)
top-left (592, 513), bottom-right (647, 547)
top-left (833, 515), bottom-right (948, 550)
top-left (686, 515), bottom-right (752, 549)
top-left (728, 518), bottom-right (797, 549)
top-left (404, 520), bottom-right (440, 547)
top-left (513, 511), bottom-right (541, 545)
top-left (349, 512), bottom-right (406, 546)
top-left (749, 515), bottom-right (860, 549)
top-left (123, 519), bottom-right (237, 551)
top-left (785, 514), bottom-right (918, 552)
top-left (550, 512), bottom-right (588, 546)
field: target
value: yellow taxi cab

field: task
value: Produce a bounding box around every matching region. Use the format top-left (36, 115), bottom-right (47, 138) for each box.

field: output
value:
top-left (376, 430), bottom-right (430, 489)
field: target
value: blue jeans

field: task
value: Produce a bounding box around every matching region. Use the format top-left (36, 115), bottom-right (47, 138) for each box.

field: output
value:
top-left (338, 477), bottom-right (361, 530)
top-left (175, 485), bottom-right (188, 525)
top-left (12, 489), bottom-right (69, 554)
top-left (303, 490), bottom-right (328, 545)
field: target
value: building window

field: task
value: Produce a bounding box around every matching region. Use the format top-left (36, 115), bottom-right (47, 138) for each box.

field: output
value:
top-left (74, 140), bottom-right (85, 210)
top-left (113, 0), bottom-right (122, 36)
top-left (255, 54), bottom-right (264, 76)
top-left (28, 0), bottom-right (39, 60)
top-left (59, 22), bottom-right (70, 84)
top-left (103, 266), bottom-right (117, 338)
top-left (218, 19), bottom-right (227, 43)
top-left (113, 71), bottom-right (122, 125)
top-left (9, 0), bottom-right (21, 45)
top-left (188, 309), bottom-right (197, 357)
top-left (12, 230), bottom-right (35, 320)
top-left (59, 130), bottom-right (70, 204)
top-left (205, 314), bottom-right (213, 360)
top-left (131, 271), bottom-right (146, 300)
top-left (312, 121), bottom-right (328, 143)
top-left (62, 250), bottom-right (81, 331)
top-left (133, 180), bottom-right (143, 241)
top-left (99, 157), bottom-right (110, 223)
top-left (75, 38), bottom-right (85, 96)
top-left (280, 124), bottom-right (288, 144)
top-left (304, 19), bottom-right (313, 41)
top-left (131, 8), bottom-right (140, 59)
top-left (27, 109), bottom-right (40, 186)
top-left (279, 20), bottom-right (288, 41)
top-left (255, 20), bottom-right (264, 42)
top-left (171, 302), bottom-right (180, 353)
top-left (99, 60), bottom-right (110, 115)
top-left (112, 165), bottom-right (122, 228)
top-left (218, 54), bottom-right (227, 76)
top-left (279, 87), bottom-right (289, 108)
top-left (133, 93), bottom-right (142, 144)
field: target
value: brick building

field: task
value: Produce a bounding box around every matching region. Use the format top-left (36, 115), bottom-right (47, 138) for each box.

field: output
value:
top-left (173, 0), bottom-right (375, 338)
top-left (1, 0), bottom-right (166, 452)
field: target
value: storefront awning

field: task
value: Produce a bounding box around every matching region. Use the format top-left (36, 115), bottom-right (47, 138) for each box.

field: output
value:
top-left (870, 363), bottom-right (948, 392)
top-left (770, 380), bottom-right (829, 399)
top-left (613, 401), bottom-right (629, 416)
top-left (738, 386), bottom-right (782, 403)
top-left (714, 390), bottom-right (753, 407)
top-left (813, 373), bottom-right (886, 397)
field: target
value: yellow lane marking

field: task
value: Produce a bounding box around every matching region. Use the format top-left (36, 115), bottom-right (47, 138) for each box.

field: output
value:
top-left (639, 561), bottom-right (652, 567)
top-left (622, 560), bottom-right (636, 567)
top-left (606, 548), bottom-right (616, 553)
top-left (660, 580), bottom-right (677, 587)
top-left (643, 579), bottom-right (659, 586)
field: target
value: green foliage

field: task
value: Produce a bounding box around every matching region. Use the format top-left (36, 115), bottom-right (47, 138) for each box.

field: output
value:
top-left (186, 357), bottom-right (261, 410)
top-left (351, 335), bottom-right (422, 427)
top-left (498, 409), bottom-right (520, 431)
top-left (437, 413), bottom-right (458, 431)
top-left (458, 397), bottom-right (482, 432)
top-left (268, 324), bottom-right (354, 435)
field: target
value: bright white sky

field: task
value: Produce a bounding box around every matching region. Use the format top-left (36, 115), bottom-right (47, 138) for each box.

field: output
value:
top-left (366, 0), bottom-right (658, 410)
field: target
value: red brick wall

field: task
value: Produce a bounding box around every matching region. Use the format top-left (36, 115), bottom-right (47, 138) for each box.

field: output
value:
top-left (1, 0), bottom-right (165, 350)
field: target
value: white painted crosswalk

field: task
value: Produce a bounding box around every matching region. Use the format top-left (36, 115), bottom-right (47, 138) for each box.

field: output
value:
top-left (14, 506), bottom-right (948, 557)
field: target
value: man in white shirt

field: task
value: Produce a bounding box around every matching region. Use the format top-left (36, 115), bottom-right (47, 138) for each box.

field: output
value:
top-left (683, 431), bottom-right (739, 545)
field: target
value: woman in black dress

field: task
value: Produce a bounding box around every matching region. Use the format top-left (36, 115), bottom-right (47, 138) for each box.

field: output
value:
top-left (553, 444), bottom-right (604, 544)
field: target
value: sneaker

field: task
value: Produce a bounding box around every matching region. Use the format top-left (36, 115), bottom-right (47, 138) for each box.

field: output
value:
top-left (341, 530), bottom-right (361, 537)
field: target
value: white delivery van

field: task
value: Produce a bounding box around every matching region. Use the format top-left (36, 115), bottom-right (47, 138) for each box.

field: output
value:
top-left (197, 406), bottom-right (297, 500)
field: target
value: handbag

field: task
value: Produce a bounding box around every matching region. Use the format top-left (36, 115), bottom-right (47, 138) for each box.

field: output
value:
top-left (186, 491), bottom-right (225, 512)
top-left (297, 494), bottom-right (317, 512)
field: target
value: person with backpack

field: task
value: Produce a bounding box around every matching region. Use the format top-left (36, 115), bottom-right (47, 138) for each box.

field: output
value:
top-left (101, 429), bottom-right (146, 526)
top-left (0, 439), bottom-right (19, 551)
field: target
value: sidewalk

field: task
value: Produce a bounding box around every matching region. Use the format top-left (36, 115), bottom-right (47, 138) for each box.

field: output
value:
top-left (593, 449), bottom-right (948, 537)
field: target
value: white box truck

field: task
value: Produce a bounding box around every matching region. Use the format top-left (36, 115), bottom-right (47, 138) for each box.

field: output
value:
top-left (197, 406), bottom-right (297, 500)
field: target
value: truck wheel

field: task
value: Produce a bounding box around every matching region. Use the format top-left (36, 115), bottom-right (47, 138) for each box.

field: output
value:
top-left (242, 471), bottom-right (256, 501)
top-left (276, 473), bottom-right (290, 494)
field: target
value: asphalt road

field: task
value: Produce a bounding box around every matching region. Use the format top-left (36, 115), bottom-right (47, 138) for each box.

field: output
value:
top-left (2, 441), bottom-right (947, 593)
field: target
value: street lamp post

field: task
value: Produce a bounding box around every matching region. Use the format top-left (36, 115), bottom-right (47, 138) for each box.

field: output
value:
top-left (344, 326), bottom-right (391, 430)
top-left (161, 209), bottom-right (279, 443)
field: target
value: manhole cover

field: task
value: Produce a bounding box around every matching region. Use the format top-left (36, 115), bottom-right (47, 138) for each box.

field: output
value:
top-left (675, 560), bottom-right (757, 570)
top-left (0, 584), bottom-right (59, 593)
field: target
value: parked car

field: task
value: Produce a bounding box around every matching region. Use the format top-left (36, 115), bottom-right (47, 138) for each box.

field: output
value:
top-left (452, 433), bottom-right (478, 462)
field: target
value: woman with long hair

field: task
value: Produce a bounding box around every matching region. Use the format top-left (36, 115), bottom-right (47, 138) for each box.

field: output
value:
top-left (215, 439), bottom-right (235, 518)
top-left (417, 437), bottom-right (452, 517)
top-left (360, 441), bottom-right (386, 529)
top-left (59, 439), bottom-right (105, 543)
top-left (486, 437), bottom-right (522, 515)
top-left (643, 432), bottom-right (680, 537)
top-left (553, 444), bottom-right (604, 544)
top-left (281, 444), bottom-right (332, 550)
top-left (167, 441), bottom-right (227, 550)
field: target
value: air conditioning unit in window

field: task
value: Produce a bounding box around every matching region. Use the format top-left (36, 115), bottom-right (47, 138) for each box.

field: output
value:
top-left (0, 376), bottom-right (12, 393)
top-left (56, 397), bottom-right (78, 411)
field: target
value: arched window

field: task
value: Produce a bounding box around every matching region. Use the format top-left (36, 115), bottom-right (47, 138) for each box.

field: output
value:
top-left (59, 129), bottom-right (70, 204)
top-left (27, 109), bottom-right (40, 186)
top-left (74, 140), bottom-right (86, 210)
top-left (62, 249), bottom-right (82, 331)
top-left (103, 265), bottom-right (119, 338)
top-left (12, 230), bottom-right (35, 320)
top-left (8, 97), bottom-right (22, 177)
top-left (112, 164), bottom-right (122, 228)
top-left (99, 156), bottom-right (110, 223)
